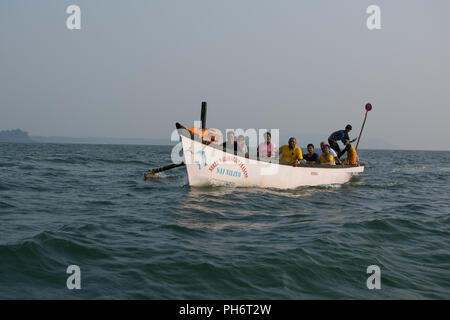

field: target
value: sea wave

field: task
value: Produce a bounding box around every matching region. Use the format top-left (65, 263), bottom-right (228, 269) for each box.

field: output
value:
top-left (1, 144), bottom-right (449, 299)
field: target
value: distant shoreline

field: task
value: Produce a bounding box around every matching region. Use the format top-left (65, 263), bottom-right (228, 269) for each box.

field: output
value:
top-left (0, 129), bottom-right (34, 143)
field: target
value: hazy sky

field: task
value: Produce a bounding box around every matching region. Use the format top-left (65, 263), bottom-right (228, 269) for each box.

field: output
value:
top-left (1, 0), bottom-right (449, 150)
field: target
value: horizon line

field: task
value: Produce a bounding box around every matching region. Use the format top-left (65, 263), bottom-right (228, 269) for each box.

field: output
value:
top-left (9, 138), bottom-right (450, 152)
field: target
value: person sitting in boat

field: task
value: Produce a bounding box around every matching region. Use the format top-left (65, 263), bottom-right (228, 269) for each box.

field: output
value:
top-left (278, 137), bottom-right (303, 165)
top-left (318, 144), bottom-right (334, 166)
top-left (236, 135), bottom-right (249, 158)
top-left (303, 143), bottom-right (319, 164)
top-left (223, 131), bottom-right (238, 154)
top-left (317, 141), bottom-right (339, 165)
top-left (328, 125), bottom-right (357, 158)
top-left (257, 132), bottom-right (276, 159)
top-left (341, 139), bottom-right (358, 165)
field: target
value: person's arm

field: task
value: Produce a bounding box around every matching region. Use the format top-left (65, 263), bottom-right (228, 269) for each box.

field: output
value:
top-left (334, 156), bottom-right (341, 165)
top-left (294, 149), bottom-right (302, 166)
top-left (298, 148), bottom-right (303, 160)
top-left (341, 132), bottom-right (348, 144)
top-left (271, 144), bottom-right (277, 158)
top-left (298, 149), bottom-right (305, 164)
top-left (330, 149), bottom-right (340, 164)
top-left (326, 155), bottom-right (334, 165)
top-left (314, 154), bottom-right (320, 164)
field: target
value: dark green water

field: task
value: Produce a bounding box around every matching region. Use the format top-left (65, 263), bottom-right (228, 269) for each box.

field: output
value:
top-left (0, 143), bottom-right (449, 299)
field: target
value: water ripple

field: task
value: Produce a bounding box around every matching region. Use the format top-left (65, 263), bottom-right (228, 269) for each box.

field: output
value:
top-left (0, 144), bottom-right (449, 299)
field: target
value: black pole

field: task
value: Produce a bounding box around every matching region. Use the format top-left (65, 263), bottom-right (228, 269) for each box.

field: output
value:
top-left (355, 111), bottom-right (368, 151)
top-left (201, 101), bottom-right (207, 131)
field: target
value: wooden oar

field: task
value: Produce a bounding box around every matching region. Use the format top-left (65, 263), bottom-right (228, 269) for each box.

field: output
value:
top-left (355, 103), bottom-right (373, 151)
top-left (144, 162), bottom-right (185, 180)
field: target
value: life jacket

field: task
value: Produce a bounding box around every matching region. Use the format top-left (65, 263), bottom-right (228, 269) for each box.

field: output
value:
top-left (187, 127), bottom-right (222, 145)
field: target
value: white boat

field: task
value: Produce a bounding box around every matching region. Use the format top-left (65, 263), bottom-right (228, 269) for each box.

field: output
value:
top-left (177, 123), bottom-right (365, 189)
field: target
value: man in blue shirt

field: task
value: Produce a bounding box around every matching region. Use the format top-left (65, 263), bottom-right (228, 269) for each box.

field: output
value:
top-left (328, 125), bottom-right (357, 158)
top-left (303, 143), bottom-right (319, 164)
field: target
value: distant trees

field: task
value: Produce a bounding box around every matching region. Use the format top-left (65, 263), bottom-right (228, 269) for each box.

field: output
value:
top-left (0, 129), bottom-right (33, 142)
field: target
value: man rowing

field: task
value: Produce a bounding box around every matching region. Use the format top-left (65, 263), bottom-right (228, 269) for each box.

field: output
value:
top-left (328, 125), bottom-right (357, 158)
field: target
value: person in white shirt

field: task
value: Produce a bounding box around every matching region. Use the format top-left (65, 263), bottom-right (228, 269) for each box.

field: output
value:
top-left (236, 135), bottom-right (248, 158)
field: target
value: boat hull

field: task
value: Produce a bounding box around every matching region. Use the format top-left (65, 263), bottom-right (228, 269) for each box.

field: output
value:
top-left (179, 133), bottom-right (364, 189)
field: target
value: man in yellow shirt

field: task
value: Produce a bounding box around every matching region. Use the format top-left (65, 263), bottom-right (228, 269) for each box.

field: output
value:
top-left (342, 140), bottom-right (358, 165)
top-left (318, 144), bottom-right (334, 165)
top-left (279, 137), bottom-right (303, 164)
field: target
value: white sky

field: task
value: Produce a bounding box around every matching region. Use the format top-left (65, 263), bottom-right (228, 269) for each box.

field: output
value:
top-left (1, 0), bottom-right (449, 150)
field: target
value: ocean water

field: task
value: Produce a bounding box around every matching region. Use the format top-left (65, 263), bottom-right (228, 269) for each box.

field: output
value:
top-left (0, 143), bottom-right (449, 299)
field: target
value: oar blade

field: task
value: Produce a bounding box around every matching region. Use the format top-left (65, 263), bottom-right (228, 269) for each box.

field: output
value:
top-left (144, 172), bottom-right (158, 180)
